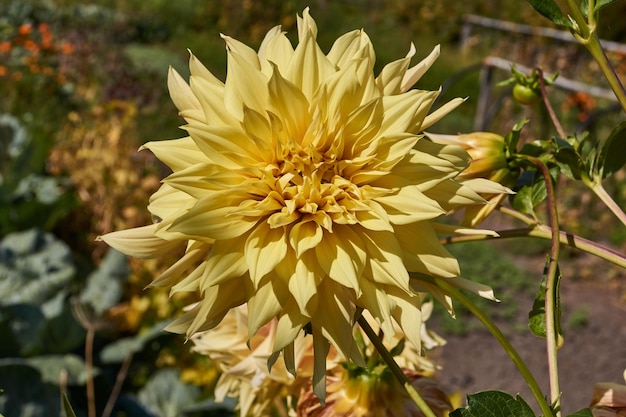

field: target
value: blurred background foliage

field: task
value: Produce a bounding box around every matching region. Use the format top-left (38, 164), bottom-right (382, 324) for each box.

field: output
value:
top-left (1, 0), bottom-right (625, 416)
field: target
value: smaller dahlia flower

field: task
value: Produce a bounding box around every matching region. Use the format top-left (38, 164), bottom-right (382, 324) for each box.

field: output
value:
top-left (296, 366), bottom-right (451, 417)
top-left (590, 381), bottom-right (626, 417)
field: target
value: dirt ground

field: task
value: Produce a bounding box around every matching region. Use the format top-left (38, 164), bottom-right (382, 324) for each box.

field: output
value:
top-left (430, 254), bottom-right (626, 415)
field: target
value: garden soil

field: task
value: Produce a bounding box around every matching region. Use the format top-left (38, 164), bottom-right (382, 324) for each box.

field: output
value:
top-left (430, 254), bottom-right (626, 415)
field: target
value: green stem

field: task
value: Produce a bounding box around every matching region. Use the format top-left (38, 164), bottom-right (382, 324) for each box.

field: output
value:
top-left (440, 226), bottom-right (626, 269)
top-left (357, 315), bottom-right (437, 417)
top-left (435, 279), bottom-right (554, 417)
top-left (85, 327), bottom-right (96, 417)
top-left (525, 156), bottom-right (562, 417)
top-left (585, 34), bottom-right (626, 114)
top-left (565, 0), bottom-right (590, 39)
top-left (584, 178), bottom-right (626, 227)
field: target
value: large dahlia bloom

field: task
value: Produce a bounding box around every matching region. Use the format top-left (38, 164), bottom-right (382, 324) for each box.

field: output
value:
top-left (101, 8), bottom-right (504, 400)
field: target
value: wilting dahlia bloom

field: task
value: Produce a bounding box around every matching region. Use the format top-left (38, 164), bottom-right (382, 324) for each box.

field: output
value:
top-left (101, 8), bottom-right (505, 400)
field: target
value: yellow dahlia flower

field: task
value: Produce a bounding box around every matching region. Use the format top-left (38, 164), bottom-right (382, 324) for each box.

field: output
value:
top-left (100, 8), bottom-right (505, 400)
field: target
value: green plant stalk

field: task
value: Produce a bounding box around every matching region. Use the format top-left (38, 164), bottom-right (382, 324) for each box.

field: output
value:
top-left (584, 177), bottom-right (626, 227)
top-left (357, 315), bottom-right (437, 417)
top-left (441, 226), bottom-right (626, 269)
top-left (525, 156), bottom-right (562, 417)
top-left (566, 0), bottom-right (591, 39)
top-left (585, 34), bottom-right (626, 114)
top-left (566, 0), bottom-right (626, 114)
top-left (435, 279), bottom-right (554, 417)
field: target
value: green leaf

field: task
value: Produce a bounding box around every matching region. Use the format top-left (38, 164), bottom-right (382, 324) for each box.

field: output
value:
top-left (450, 390), bottom-right (536, 417)
top-left (0, 361), bottom-right (60, 417)
top-left (511, 172), bottom-right (547, 217)
top-left (137, 368), bottom-right (200, 417)
top-left (79, 248), bottom-right (129, 316)
top-left (525, 0), bottom-right (572, 27)
top-left (99, 321), bottom-right (170, 363)
top-left (554, 146), bottom-right (585, 180)
top-left (597, 121), bottom-right (626, 179)
top-left (26, 355), bottom-right (93, 386)
top-left (566, 408), bottom-right (594, 417)
top-left (0, 229), bottom-right (75, 313)
top-left (528, 259), bottom-right (563, 347)
top-left (594, 0), bottom-right (619, 15)
top-left (61, 392), bottom-right (77, 417)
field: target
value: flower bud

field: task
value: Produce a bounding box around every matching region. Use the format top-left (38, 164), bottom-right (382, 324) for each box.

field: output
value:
top-left (426, 132), bottom-right (508, 180)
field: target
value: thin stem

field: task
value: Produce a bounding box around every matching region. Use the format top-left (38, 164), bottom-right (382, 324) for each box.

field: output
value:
top-left (525, 156), bottom-right (562, 417)
top-left (101, 352), bottom-right (134, 417)
top-left (85, 327), bottom-right (96, 417)
top-left (435, 279), bottom-right (554, 417)
top-left (537, 68), bottom-right (566, 139)
top-left (357, 315), bottom-right (437, 417)
top-left (440, 226), bottom-right (626, 269)
top-left (585, 178), bottom-right (626, 227)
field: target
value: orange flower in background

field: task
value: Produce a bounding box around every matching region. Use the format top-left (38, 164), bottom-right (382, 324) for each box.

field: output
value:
top-left (0, 41), bottom-right (11, 54)
top-left (18, 23), bottom-right (32, 36)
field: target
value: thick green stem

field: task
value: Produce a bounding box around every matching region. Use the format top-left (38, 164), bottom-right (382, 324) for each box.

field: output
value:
top-left (435, 279), bottom-right (554, 417)
top-left (357, 315), bottom-right (437, 417)
top-left (585, 34), bottom-right (626, 114)
top-left (585, 178), bottom-right (626, 227)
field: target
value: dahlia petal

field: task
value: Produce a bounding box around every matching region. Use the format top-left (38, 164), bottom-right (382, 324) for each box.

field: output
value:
top-left (315, 281), bottom-right (364, 366)
top-left (358, 279), bottom-right (395, 336)
top-left (258, 26), bottom-right (294, 75)
top-left (375, 186), bottom-right (445, 224)
top-left (401, 44), bottom-right (440, 93)
top-left (380, 89), bottom-right (438, 134)
top-left (460, 177), bottom-right (515, 195)
top-left (149, 240), bottom-right (209, 288)
top-left (184, 124), bottom-right (262, 167)
top-left (289, 220), bottom-right (323, 257)
top-left (268, 63), bottom-right (311, 141)
top-left (167, 67), bottom-right (203, 119)
top-left (287, 27), bottom-right (335, 101)
top-left (224, 47), bottom-right (269, 120)
top-left (327, 29), bottom-right (374, 68)
top-left (140, 137), bottom-right (205, 171)
top-left (247, 278), bottom-right (286, 337)
top-left (245, 221), bottom-right (288, 286)
top-left (421, 97), bottom-right (466, 130)
top-left (98, 224), bottom-right (181, 259)
top-left (170, 194), bottom-right (258, 240)
top-left (189, 75), bottom-right (239, 127)
top-left (311, 325), bottom-right (330, 404)
top-left (220, 33), bottom-right (261, 70)
top-left (185, 279), bottom-right (246, 335)
top-left (188, 51), bottom-right (223, 86)
top-left (360, 230), bottom-right (411, 291)
top-left (388, 287), bottom-right (423, 352)
top-left (315, 226), bottom-right (365, 294)
top-left (376, 55), bottom-right (411, 95)
top-left (291, 251), bottom-right (322, 314)
top-left (200, 237), bottom-right (248, 287)
top-left (432, 222), bottom-right (499, 237)
top-left (274, 308), bottom-right (309, 352)
top-left (395, 222), bottom-right (461, 278)
top-left (170, 261), bottom-right (206, 294)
